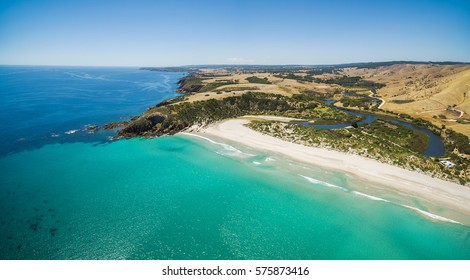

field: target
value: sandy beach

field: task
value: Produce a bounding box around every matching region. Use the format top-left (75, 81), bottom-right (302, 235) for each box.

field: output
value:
top-left (197, 117), bottom-right (470, 223)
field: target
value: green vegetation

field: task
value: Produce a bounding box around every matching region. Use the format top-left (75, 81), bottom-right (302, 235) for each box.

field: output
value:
top-left (456, 119), bottom-right (470, 124)
top-left (411, 118), bottom-right (438, 132)
top-left (221, 86), bottom-right (259, 91)
top-left (391, 99), bottom-right (414, 104)
top-left (306, 67), bottom-right (335, 75)
top-left (445, 129), bottom-right (470, 154)
top-left (340, 96), bottom-right (377, 110)
top-left (248, 120), bottom-right (469, 184)
top-left (274, 73), bottom-right (313, 83)
top-left (246, 76), bottom-right (272, 84)
top-left (302, 90), bottom-right (335, 100)
top-left (200, 79), bottom-right (237, 92)
top-left (177, 76), bottom-right (238, 93)
top-left (177, 75), bottom-right (204, 93)
top-left (274, 73), bottom-right (385, 90)
top-left (119, 92), bottom-right (359, 137)
top-left (318, 76), bottom-right (385, 89)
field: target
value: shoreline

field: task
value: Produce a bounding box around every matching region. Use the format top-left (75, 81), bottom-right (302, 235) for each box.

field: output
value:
top-left (193, 117), bottom-right (470, 224)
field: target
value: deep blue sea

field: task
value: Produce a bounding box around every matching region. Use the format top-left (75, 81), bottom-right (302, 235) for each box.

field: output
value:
top-left (1, 66), bottom-right (469, 259)
top-left (0, 66), bottom-right (185, 156)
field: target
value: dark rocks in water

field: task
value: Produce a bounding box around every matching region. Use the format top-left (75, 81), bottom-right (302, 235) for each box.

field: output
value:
top-left (43, 200), bottom-right (48, 204)
top-left (351, 122), bottom-right (359, 128)
top-left (103, 121), bottom-right (129, 130)
top-left (33, 208), bottom-right (39, 211)
top-left (29, 223), bottom-right (39, 231)
top-left (49, 228), bottom-right (58, 236)
top-left (17, 245), bottom-right (22, 250)
top-left (83, 124), bottom-right (99, 133)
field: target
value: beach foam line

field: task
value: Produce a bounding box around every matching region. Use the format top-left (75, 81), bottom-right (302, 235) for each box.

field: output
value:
top-left (351, 191), bottom-right (390, 202)
top-left (181, 132), bottom-right (256, 158)
top-left (300, 174), bottom-right (462, 224)
top-left (300, 175), bottom-right (348, 191)
top-left (403, 205), bottom-right (462, 224)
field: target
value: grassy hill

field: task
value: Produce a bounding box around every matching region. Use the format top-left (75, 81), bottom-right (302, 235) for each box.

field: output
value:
top-left (345, 64), bottom-right (470, 136)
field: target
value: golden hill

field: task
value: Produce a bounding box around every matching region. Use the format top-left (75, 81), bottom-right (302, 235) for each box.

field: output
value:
top-left (346, 64), bottom-right (470, 136)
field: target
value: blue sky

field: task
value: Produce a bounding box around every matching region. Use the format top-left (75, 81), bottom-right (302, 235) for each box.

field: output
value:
top-left (1, 0), bottom-right (469, 66)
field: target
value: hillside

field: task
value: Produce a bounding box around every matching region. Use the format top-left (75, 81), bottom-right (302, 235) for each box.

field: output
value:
top-left (345, 64), bottom-right (470, 136)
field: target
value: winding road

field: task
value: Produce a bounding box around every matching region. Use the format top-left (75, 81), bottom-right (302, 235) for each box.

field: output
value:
top-left (369, 90), bottom-right (385, 109)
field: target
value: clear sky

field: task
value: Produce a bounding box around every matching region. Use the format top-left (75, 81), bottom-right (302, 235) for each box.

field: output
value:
top-left (1, 0), bottom-right (469, 66)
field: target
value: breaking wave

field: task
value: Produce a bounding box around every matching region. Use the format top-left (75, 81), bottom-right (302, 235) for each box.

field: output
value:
top-left (351, 191), bottom-right (390, 202)
top-left (181, 133), bottom-right (256, 158)
top-left (299, 175), bottom-right (348, 191)
top-left (403, 205), bottom-right (461, 224)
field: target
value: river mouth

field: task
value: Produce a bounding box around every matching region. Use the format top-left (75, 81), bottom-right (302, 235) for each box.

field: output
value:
top-left (295, 100), bottom-right (445, 157)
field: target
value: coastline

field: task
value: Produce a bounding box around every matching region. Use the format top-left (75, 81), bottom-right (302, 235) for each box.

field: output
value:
top-left (194, 117), bottom-right (470, 224)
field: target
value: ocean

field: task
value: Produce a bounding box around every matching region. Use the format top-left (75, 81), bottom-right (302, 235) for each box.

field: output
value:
top-left (0, 66), bottom-right (469, 259)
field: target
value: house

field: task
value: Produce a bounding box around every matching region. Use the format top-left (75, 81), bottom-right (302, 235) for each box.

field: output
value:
top-left (439, 160), bottom-right (456, 168)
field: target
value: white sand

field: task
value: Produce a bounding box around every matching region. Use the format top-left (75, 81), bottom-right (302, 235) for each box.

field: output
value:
top-left (197, 118), bottom-right (470, 220)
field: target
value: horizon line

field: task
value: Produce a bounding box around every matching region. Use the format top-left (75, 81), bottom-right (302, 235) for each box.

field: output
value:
top-left (1, 60), bottom-right (470, 68)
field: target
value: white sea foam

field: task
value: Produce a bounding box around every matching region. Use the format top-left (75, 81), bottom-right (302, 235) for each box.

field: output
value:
top-left (265, 157), bottom-right (276, 162)
top-left (403, 205), bottom-right (461, 224)
top-left (253, 161), bottom-right (261, 165)
top-left (351, 191), bottom-right (389, 202)
top-left (181, 133), bottom-right (256, 158)
top-left (140, 82), bottom-right (170, 91)
top-left (300, 175), bottom-right (348, 191)
top-left (66, 72), bottom-right (106, 81)
top-left (65, 129), bottom-right (79, 135)
top-left (51, 133), bottom-right (60, 138)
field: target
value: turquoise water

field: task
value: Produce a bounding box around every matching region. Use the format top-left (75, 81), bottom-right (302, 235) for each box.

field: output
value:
top-left (0, 66), bottom-right (469, 259)
top-left (1, 136), bottom-right (469, 259)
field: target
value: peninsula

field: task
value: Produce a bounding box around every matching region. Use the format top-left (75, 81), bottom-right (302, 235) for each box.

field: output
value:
top-left (118, 62), bottom-right (470, 221)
